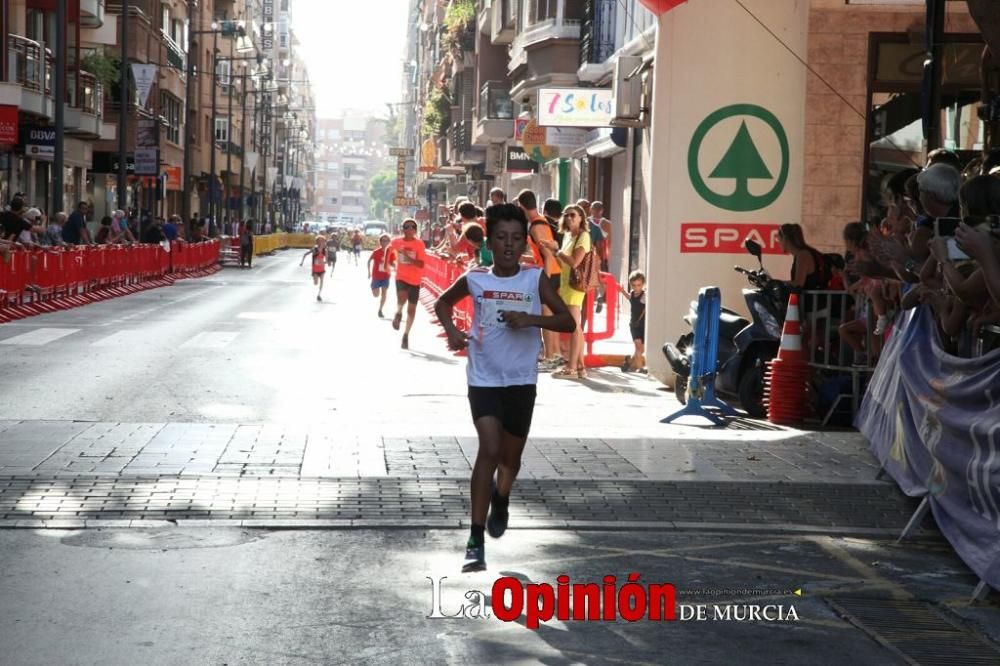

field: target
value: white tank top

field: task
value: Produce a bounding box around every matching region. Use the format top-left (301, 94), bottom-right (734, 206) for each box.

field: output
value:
top-left (466, 265), bottom-right (544, 387)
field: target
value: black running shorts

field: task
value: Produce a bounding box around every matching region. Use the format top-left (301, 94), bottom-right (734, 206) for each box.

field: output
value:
top-left (396, 279), bottom-right (421, 305)
top-left (468, 385), bottom-right (537, 438)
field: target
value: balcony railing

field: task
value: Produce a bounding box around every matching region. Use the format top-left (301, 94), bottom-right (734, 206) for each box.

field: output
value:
top-left (8, 35), bottom-right (52, 94)
top-left (449, 120), bottom-right (470, 156)
top-left (510, 16), bottom-right (582, 70)
top-left (163, 34), bottom-right (186, 74)
top-left (69, 70), bottom-right (103, 116)
top-left (479, 81), bottom-right (513, 120)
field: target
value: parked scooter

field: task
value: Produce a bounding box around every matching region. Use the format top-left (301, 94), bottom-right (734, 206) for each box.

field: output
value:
top-left (663, 239), bottom-right (789, 418)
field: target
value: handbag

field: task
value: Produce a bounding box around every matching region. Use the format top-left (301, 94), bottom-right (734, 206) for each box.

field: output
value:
top-left (569, 233), bottom-right (601, 291)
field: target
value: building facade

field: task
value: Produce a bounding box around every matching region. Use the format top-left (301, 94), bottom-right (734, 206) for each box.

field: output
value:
top-left (0, 0), bottom-right (314, 233)
top-left (400, 0), bottom-right (985, 383)
top-left (313, 114), bottom-right (388, 227)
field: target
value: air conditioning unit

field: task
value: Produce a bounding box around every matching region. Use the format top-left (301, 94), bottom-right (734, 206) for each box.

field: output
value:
top-left (611, 55), bottom-right (644, 128)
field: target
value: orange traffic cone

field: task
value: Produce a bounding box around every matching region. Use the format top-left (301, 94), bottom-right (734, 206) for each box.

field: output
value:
top-left (766, 293), bottom-right (811, 425)
top-left (775, 293), bottom-right (804, 362)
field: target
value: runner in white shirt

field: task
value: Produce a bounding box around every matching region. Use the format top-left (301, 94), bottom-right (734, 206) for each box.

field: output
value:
top-left (435, 203), bottom-right (575, 573)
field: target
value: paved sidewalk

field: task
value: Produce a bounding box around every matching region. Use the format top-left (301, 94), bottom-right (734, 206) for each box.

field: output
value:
top-left (0, 476), bottom-right (917, 533)
top-left (0, 420), bottom-right (880, 483)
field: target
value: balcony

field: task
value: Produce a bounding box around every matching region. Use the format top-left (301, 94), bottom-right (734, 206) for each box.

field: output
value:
top-left (80, 0), bottom-right (107, 29)
top-left (473, 81), bottom-right (513, 146)
top-left (491, 0), bottom-right (516, 45)
top-left (508, 9), bottom-right (584, 96)
top-left (478, 0), bottom-right (491, 34)
top-left (509, 4), bottom-right (583, 74)
top-left (163, 34), bottom-right (186, 75)
top-left (3, 35), bottom-right (55, 118)
top-left (64, 70), bottom-right (104, 137)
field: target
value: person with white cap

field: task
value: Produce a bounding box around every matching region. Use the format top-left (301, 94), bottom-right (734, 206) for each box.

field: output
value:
top-left (111, 209), bottom-right (135, 244)
top-left (18, 207), bottom-right (44, 247)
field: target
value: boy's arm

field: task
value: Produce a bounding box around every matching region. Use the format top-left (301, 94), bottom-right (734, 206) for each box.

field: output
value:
top-left (504, 271), bottom-right (576, 333)
top-left (434, 276), bottom-right (471, 350)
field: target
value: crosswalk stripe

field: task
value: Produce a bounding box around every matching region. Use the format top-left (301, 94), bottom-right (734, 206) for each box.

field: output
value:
top-left (92, 331), bottom-right (144, 347)
top-left (180, 332), bottom-right (240, 349)
top-left (0, 328), bottom-right (81, 346)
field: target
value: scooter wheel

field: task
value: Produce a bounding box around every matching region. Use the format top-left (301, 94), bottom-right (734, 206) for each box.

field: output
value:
top-left (674, 376), bottom-right (688, 404)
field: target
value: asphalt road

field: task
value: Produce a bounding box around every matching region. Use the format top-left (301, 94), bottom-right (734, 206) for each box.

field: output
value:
top-left (0, 250), bottom-right (669, 437)
top-left (2, 527), bottom-right (996, 666)
top-left (1, 250), bottom-right (998, 664)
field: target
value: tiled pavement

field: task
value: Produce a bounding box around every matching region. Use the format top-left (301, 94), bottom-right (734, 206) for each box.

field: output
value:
top-left (0, 420), bottom-right (881, 482)
top-left (0, 477), bottom-right (918, 535)
top-left (0, 420), bottom-right (912, 533)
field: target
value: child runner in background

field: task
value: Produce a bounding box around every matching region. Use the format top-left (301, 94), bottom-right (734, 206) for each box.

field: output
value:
top-left (300, 236), bottom-right (328, 301)
top-left (325, 234), bottom-right (338, 276)
top-left (368, 233), bottom-right (396, 318)
top-left (434, 203), bottom-right (575, 573)
top-left (618, 270), bottom-right (647, 373)
top-left (351, 229), bottom-right (363, 265)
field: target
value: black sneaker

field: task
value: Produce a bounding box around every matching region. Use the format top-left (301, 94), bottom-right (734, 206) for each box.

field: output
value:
top-left (378, 310), bottom-right (384, 318)
top-left (487, 488), bottom-right (509, 539)
top-left (462, 538), bottom-right (486, 573)
top-left (401, 334), bottom-right (409, 350)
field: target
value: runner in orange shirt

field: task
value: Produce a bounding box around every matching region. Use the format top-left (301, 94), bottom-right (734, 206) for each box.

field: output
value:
top-left (516, 189), bottom-right (563, 368)
top-left (391, 218), bottom-right (428, 350)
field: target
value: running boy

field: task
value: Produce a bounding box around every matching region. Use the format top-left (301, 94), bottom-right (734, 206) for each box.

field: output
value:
top-left (391, 219), bottom-right (428, 350)
top-left (618, 270), bottom-right (647, 372)
top-left (299, 236), bottom-right (328, 301)
top-left (367, 233), bottom-right (396, 318)
top-left (434, 203), bottom-right (575, 573)
top-left (351, 230), bottom-right (363, 265)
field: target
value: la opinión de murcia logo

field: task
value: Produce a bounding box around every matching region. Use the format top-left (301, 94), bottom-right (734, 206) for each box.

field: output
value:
top-left (427, 574), bottom-right (800, 629)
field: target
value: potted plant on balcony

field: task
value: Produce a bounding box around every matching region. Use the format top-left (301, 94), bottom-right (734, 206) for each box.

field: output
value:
top-left (422, 86), bottom-right (452, 138)
top-left (80, 48), bottom-right (120, 89)
top-left (442, 0), bottom-right (476, 54)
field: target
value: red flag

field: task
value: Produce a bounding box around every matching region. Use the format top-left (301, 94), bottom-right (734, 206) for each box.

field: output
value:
top-left (638, 0), bottom-right (688, 17)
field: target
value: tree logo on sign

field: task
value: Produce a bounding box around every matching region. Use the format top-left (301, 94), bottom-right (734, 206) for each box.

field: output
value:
top-left (688, 104), bottom-right (789, 212)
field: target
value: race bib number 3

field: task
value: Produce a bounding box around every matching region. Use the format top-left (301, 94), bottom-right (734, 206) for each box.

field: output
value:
top-left (479, 290), bottom-right (533, 329)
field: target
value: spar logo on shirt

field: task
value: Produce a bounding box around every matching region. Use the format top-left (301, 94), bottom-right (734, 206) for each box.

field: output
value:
top-left (478, 290), bottom-right (533, 328)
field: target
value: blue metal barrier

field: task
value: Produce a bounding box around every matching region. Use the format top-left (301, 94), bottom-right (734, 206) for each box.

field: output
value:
top-left (662, 287), bottom-right (737, 426)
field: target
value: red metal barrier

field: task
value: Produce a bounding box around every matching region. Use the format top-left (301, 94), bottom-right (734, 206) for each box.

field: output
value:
top-left (583, 272), bottom-right (620, 367)
top-left (0, 240), bottom-right (220, 322)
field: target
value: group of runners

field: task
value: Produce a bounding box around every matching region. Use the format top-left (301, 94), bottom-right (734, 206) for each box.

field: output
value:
top-left (297, 198), bottom-right (621, 572)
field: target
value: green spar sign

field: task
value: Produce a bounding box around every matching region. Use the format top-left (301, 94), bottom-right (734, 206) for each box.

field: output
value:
top-left (687, 104), bottom-right (789, 212)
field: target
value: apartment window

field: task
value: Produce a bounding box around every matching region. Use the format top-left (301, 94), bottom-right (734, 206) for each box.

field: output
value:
top-left (216, 60), bottom-right (231, 86)
top-left (161, 92), bottom-right (183, 145)
top-left (215, 117), bottom-right (230, 144)
top-left (162, 5), bottom-right (171, 34)
top-left (171, 19), bottom-right (185, 46)
top-left (529, 0), bottom-right (557, 24)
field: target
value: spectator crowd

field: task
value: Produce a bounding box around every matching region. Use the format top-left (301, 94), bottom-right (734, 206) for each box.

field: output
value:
top-left (835, 149), bottom-right (1000, 362)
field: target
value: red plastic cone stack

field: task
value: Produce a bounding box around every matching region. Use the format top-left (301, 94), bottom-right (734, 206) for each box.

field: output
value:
top-left (765, 293), bottom-right (811, 425)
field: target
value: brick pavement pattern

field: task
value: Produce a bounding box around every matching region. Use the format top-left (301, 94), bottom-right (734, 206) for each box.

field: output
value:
top-left (0, 421), bottom-right (882, 483)
top-left (0, 476), bottom-right (918, 533)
